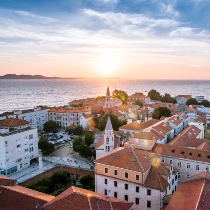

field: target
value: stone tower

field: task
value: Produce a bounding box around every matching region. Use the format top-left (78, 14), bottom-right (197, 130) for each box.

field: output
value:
top-left (105, 86), bottom-right (111, 108)
top-left (104, 116), bottom-right (114, 154)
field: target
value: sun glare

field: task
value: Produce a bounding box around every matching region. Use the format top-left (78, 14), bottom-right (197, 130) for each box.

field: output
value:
top-left (97, 57), bottom-right (117, 77)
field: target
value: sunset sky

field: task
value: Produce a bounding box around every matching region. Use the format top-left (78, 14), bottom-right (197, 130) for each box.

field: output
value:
top-left (0, 0), bottom-right (210, 79)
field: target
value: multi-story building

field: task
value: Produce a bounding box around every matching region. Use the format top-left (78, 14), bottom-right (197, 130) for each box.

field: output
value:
top-left (153, 143), bottom-right (210, 181)
top-left (0, 118), bottom-right (39, 175)
top-left (175, 95), bottom-right (191, 104)
top-left (0, 107), bottom-right (49, 130)
top-left (95, 147), bottom-right (178, 210)
top-left (48, 107), bottom-right (91, 129)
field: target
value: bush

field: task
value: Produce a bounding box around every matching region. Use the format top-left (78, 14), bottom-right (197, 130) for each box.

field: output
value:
top-left (38, 136), bottom-right (55, 155)
top-left (84, 131), bottom-right (94, 146)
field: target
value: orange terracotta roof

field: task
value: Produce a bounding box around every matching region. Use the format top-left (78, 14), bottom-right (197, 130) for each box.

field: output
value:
top-left (83, 114), bottom-right (93, 119)
top-left (165, 171), bottom-right (210, 210)
top-left (95, 147), bottom-right (151, 173)
top-left (176, 95), bottom-right (191, 99)
top-left (194, 116), bottom-right (206, 124)
top-left (49, 108), bottom-right (90, 113)
top-left (43, 186), bottom-right (133, 210)
top-left (167, 116), bottom-right (182, 126)
top-left (145, 163), bottom-right (171, 192)
top-left (0, 118), bottom-right (29, 127)
top-left (152, 144), bottom-right (210, 163)
top-left (120, 119), bottom-right (159, 131)
top-left (134, 130), bottom-right (165, 142)
top-left (152, 122), bottom-right (173, 135)
top-left (95, 135), bottom-right (119, 149)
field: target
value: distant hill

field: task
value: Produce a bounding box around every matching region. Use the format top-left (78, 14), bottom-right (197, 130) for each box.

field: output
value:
top-left (0, 74), bottom-right (121, 80)
top-left (0, 74), bottom-right (63, 79)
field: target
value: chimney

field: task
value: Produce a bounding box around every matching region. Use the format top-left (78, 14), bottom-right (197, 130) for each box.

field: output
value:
top-left (127, 118), bottom-right (132, 124)
top-left (107, 188), bottom-right (111, 198)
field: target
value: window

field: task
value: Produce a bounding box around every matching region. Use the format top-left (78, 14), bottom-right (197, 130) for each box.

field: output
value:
top-left (147, 201), bottom-right (151, 208)
top-left (189, 152), bottom-right (192, 156)
top-left (171, 149), bottom-right (175, 153)
top-left (197, 154), bottom-right (201, 157)
top-left (178, 162), bottom-right (181, 168)
top-left (136, 186), bottom-right (139, 193)
top-left (175, 175), bottom-right (177, 180)
top-left (104, 189), bottom-right (107, 195)
top-left (206, 166), bottom-right (209, 172)
top-left (125, 172), bottom-right (128, 178)
top-left (135, 198), bottom-right (139, 205)
top-left (147, 189), bottom-right (151, 196)
top-left (186, 173), bottom-right (190, 178)
top-left (106, 138), bottom-right (109, 144)
top-left (181, 151), bottom-right (185, 155)
top-left (172, 179), bottom-right (174, 185)
top-left (124, 195), bottom-right (128, 201)
top-left (105, 168), bottom-right (108, 173)
top-left (29, 134), bottom-right (33, 140)
top-left (169, 160), bottom-right (173, 164)
top-left (196, 165), bottom-right (200, 171)
top-left (162, 158), bottom-right (164, 162)
top-left (17, 144), bottom-right (21, 148)
top-left (178, 172), bottom-right (181, 179)
top-left (187, 163), bottom-right (190, 168)
top-left (114, 181), bottom-right (118, 187)
top-left (114, 170), bottom-right (118, 176)
top-left (125, 184), bottom-right (128, 190)
top-left (136, 174), bottom-right (139, 180)
top-left (104, 179), bottom-right (107, 184)
top-left (114, 192), bottom-right (117, 198)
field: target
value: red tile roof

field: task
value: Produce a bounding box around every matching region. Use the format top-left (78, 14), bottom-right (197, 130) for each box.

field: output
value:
top-left (43, 186), bottom-right (133, 210)
top-left (152, 143), bottom-right (210, 163)
top-left (0, 175), bottom-right (15, 186)
top-left (0, 118), bottom-right (29, 127)
top-left (165, 171), bottom-right (210, 210)
top-left (152, 122), bottom-right (173, 135)
top-left (95, 147), bottom-right (151, 173)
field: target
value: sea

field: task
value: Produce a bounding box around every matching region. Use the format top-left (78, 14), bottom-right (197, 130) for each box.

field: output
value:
top-left (0, 79), bottom-right (209, 114)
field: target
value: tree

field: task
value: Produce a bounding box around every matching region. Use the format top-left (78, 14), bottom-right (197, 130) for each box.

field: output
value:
top-left (66, 125), bottom-right (84, 135)
top-left (73, 137), bottom-right (83, 152)
top-left (79, 174), bottom-right (94, 190)
top-left (84, 131), bottom-right (94, 146)
top-left (112, 89), bottom-right (128, 104)
top-left (43, 120), bottom-right (58, 133)
top-left (200, 100), bottom-right (210, 107)
top-left (161, 93), bottom-right (177, 104)
top-left (186, 98), bottom-right (198, 106)
top-left (98, 113), bottom-right (121, 131)
top-left (78, 144), bottom-right (93, 158)
top-left (38, 136), bottom-right (54, 155)
top-left (135, 100), bottom-right (143, 107)
top-left (152, 107), bottom-right (171, 119)
top-left (148, 89), bottom-right (161, 101)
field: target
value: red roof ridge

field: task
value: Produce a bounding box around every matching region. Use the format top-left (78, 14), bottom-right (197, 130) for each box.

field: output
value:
top-left (131, 147), bottom-right (145, 172)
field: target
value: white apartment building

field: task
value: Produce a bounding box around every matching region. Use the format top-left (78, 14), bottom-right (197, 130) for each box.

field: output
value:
top-left (153, 143), bottom-right (210, 182)
top-left (79, 114), bottom-right (93, 130)
top-left (95, 147), bottom-right (178, 210)
top-left (48, 107), bottom-right (91, 129)
top-left (0, 107), bottom-right (49, 130)
top-left (165, 116), bottom-right (184, 136)
top-left (175, 95), bottom-right (191, 104)
top-left (0, 120), bottom-right (39, 175)
top-left (195, 96), bottom-right (205, 103)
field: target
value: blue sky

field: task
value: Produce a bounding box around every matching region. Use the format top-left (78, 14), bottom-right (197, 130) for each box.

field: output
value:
top-left (0, 0), bottom-right (210, 79)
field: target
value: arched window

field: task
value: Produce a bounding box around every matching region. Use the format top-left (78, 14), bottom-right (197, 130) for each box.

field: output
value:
top-left (106, 138), bottom-right (109, 144)
top-left (178, 162), bottom-right (181, 168)
top-left (196, 165), bottom-right (199, 171)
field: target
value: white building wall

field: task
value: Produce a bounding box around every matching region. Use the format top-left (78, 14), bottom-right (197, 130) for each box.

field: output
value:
top-left (95, 174), bottom-right (163, 210)
top-left (0, 128), bottom-right (39, 175)
top-left (162, 156), bottom-right (210, 181)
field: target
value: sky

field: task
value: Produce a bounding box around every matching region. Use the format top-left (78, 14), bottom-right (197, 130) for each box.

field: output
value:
top-left (0, 0), bottom-right (210, 79)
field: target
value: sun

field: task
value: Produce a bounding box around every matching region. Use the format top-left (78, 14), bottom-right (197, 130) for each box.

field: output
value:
top-left (97, 57), bottom-right (117, 77)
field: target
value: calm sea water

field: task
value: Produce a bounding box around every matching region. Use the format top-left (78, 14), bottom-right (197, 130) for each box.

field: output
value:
top-left (0, 79), bottom-right (209, 114)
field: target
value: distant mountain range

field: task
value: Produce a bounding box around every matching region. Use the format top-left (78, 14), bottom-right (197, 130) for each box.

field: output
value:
top-left (0, 74), bottom-right (120, 80)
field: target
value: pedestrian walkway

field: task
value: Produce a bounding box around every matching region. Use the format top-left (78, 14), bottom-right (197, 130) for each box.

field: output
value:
top-left (8, 161), bottom-right (56, 183)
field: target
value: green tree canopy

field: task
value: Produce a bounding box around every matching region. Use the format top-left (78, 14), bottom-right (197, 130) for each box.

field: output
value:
top-left (200, 100), bottom-right (210, 107)
top-left (161, 93), bottom-right (177, 104)
top-left (152, 107), bottom-right (171, 119)
top-left (84, 131), bottom-right (94, 146)
top-left (73, 137), bottom-right (83, 152)
top-left (79, 174), bottom-right (94, 191)
top-left (98, 113), bottom-right (121, 131)
top-left (135, 100), bottom-right (143, 107)
top-left (43, 120), bottom-right (58, 133)
top-left (112, 89), bottom-right (128, 104)
top-left (78, 144), bottom-right (92, 158)
top-left (148, 89), bottom-right (161, 101)
top-left (66, 125), bottom-right (84, 135)
top-left (186, 98), bottom-right (199, 106)
top-left (38, 136), bottom-right (55, 155)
